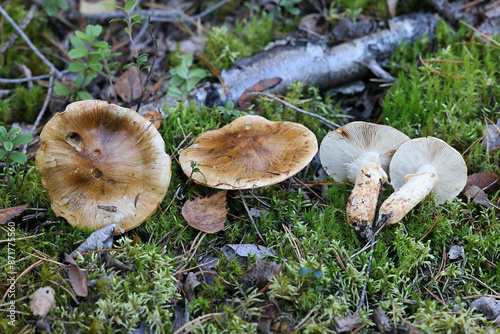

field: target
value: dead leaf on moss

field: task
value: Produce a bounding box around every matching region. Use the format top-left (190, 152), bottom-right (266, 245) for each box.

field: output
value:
top-left (0, 203), bottom-right (28, 225)
top-left (143, 110), bottom-right (162, 129)
top-left (116, 66), bottom-right (143, 103)
top-left (182, 191), bottom-right (227, 233)
top-left (334, 314), bottom-right (363, 333)
top-left (238, 77), bottom-right (282, 111)
top-left (64, 254), bottom-right (88, 297)
top-left (184, 272), bottom-right (201, 301)
top-left (70, 224), bottom-right (116, 257)
top-left (461, 173), bottom-right (499, 209)
top-left (29, 286), bottom-right (56, 317)
top-left (242, 260), bottom-right (281, 291)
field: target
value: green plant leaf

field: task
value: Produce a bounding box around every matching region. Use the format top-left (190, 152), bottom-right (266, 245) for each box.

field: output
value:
top-left (92, 41), bottom-right (108, 49)
top-left (77, 91), bottom-right (94, 100)
top-left (88, 63), bottom-right (103, 72)
top-left (0, 127), bottom-right (7, 139)
top-left (0, 149), bottom-right (6, 160)
top-left (54, 84), bottom-right (72, 96)
top-left (11, 133), bottom-right (33, 146)
top-left (8, 151), bottom-right (27, 165)
top-left (312, 268), bottom-right (322, 280)
top-left (189, 68), bottom-right (207, 80)
top-left (68, 62), bottom-right (86, 72)
top-left (124, 0), bottom-right (137, 13)
top-left (298, 267), bottom-right (309, 276)
top-left (174, 65), bottom-right (188, 79)
top-left (3, 141), bottom-right (13, 151)
top-left (169, 76), bottom-right (184, 86)
top-left (7, 127), bottom-right (21, 136)
top-left (75, 31), bottom-right (91, 43)
top-left (130, 14), bottom-right (142, 22)
top-left (167, 86), bottom-right (183, 97)
top-left (70, 36), bottom-right (86, 49)
top-left (69, 47), bottom-right (89, 59)
top-left (55, 0), bottom-right (69, 9)
top-left (101, 3), bottom-right (123, 10)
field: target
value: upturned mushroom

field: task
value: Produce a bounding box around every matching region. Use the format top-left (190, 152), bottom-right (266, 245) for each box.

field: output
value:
top-left (376, 137), bottom-right (467, 226)
top-left (36, 100), bottom-right (171, 233)
top-left (178, 115), bottom-right (318, 189)
top-left (319, 122), bottom-right (409, 238)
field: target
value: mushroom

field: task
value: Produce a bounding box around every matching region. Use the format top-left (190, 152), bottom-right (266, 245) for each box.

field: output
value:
top-left (36, 100), bottom-right (171, 233)
top-left (178, 115), bottom-right (318, 189)
top-left (377, 137), bottom-right (467, 226)
top-left (319, 122), bottom-right (410, 238)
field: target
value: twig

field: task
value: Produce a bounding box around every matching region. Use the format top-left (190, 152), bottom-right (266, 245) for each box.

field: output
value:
top-left (136, 18), bottom-right (157, 113)
top-left (247, 92), bottom-right (340, 129)
top-left (418, 213), bottom-right (441, 242)
top-left (239, 189), bottom-right (266, 243)
top-left (0, 4), bottom-right (37, 56)
top-left (0, 5), bottom-right (63, 79)
top-left (2, 259), bottom-right (44, 301)
top-left (192, 0), bottom-right (235, 19)
top-left (30, 68), bottom-right (55, 137)
top-left (173, 312), bottom-right (224, 334)
top-left (355, 236), bottom-right (376, 313)
top-left (0, 71), bottom-right (68, 84)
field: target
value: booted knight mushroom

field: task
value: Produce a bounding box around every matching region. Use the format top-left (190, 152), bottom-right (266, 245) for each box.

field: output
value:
top-left (319, 122), bottom-right (409, 239)
top-left (36, 100), bottom-right (171, 233)
top-left (178, 115), bottom-right (318, 189)
top-left (377, 137), bottom-right (467, 226)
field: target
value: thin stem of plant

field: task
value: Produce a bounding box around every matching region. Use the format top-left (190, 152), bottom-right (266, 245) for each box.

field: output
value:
top-left (239, 189), bottom-right (265, 244)
top-left (247, 92), bottom-right (340, 129)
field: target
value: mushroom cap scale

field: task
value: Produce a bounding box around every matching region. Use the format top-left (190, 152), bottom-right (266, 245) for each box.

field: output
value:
top-left (319, 122), bottom-right (410, 182)
top-left (389, 137), bottom-right (467, 204)
top-left (36, 100), bottom-right (171, 233)
top-left (178, 115), bottom-right (318, 189)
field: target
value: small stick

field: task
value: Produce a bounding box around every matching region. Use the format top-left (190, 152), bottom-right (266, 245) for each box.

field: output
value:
top-left (239, 189), bottom-right (265, 243)
top-left (247, 92), bottom-right (340, 129)
top-left (30, 68), bottom-right (55, 137)
top-left (0, 4), bottom-right (37, 56)
top-left (0, 71), bottom-right (68, 84)
top-left (192, 0), bottom-right (234, 19)
top-left (355, 236), bottom-right (376, 313)
top-left (0, 5), bottom-right (63, 78)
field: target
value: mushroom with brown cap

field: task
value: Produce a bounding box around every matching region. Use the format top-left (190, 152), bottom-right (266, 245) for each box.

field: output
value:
top-left (36, 100), bottom-right (171, 234)
top-left (319, 122), bottom-right (410, 239)
top-left (178, 115), bottom-right (318, 189)
top-left (376, 137), bottom-right (467, 226)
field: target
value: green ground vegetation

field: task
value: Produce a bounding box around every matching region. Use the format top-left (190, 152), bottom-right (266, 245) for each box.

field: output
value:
top-left (1, 5), bottom-right (500, 334)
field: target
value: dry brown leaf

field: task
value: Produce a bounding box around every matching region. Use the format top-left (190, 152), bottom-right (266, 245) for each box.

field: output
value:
top-left (466, 172), bottom-right (499, 189)
top-left (238, 77), bottom-right (282, 111)
top-left (116, 66), bottom-right (143, 103)
top-left (64, 254), bottom-right (88, 297)
top-left (143, 110), bottom-right (162, 129)
top-left (29, 286), bottom-right (56, 317)
top-left (182, 191), bottom-right (227, 233)
top-left (183, 272), bottom-right (201, 301)
top-left (463, 185), bottom-right (494, 209)
top-left (0, 203), bottom-right (28, 225)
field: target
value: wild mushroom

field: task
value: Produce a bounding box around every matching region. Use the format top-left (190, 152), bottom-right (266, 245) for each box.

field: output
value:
top-left (178, 115), bottom-right (318, 189)
top-left (376, 137), bottom-right (467, 226)
top-left (319, 122), bottom-right (410, 238)
top-left (36, 100), bottom-right (171, 233)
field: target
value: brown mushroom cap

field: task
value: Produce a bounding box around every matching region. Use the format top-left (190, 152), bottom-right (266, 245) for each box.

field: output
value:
top-left (36, 100), bottom-right (171, 233)
top-left (178, 115), bottom-right (318, 189)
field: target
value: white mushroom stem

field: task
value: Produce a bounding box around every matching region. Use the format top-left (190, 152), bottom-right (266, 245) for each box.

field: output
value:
top-left (346, 152), bottom-right (387, 237)
top-left (377, 164), bottom-right (439, 226)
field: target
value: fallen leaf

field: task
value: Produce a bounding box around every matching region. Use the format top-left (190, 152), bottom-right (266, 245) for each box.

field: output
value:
top-left (29, 286), bottom-right (56, 317)
top-left (470, 296), bottom-right (500, 320)
top-left (116, 66), bottom-right (143, 103)
top-left (461, 173), bottom-right (499, 209)
top-left (466, 172), bottom-right (499, 189)
top-left (183, 272), bottom-right (201, 301)
top-left (463, 185), bottom-right (495, 209)
top-left (64, 254), bottom-right (88, 297)
top-left (182, 191), bottom-right (227, 233)
top-left (196, 255), bottom-right (218, 285)
top-left (222, 244), bottom-right (276, 263)
top-left (299, 14), bottom-right (327, 35)
top-left (238, 77), bottom-right (282, 111)
top-left (334, 314), bottom-right (363, 333)
top-left (242, 260), bottom-right (281, 291)
top-left (70, 224), bottom-right (116, 257)
top-left (0, 203), bottom-right (28, 225)
top-left (143, 110), bottom-right (162, 130)
top-left (483, 119), bottom-right (500, 153)
top-left (387, 0), bottom-right (398, 17)
top-left (373, 308), bottom-right (391, 334)
top-left (448, 244), bottom-right (465, 261)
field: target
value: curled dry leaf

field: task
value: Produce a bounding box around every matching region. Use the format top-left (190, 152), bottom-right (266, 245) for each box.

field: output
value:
top-left (181, 191), bottom-right (227, 233)
top-left (70, 224), bottom-right (115, 257)
top-left (30, 286), bottom-right (56, 317)
top-left (183, 272), bottom-right (201, 301)
top-left (238, 77), bottom-right (282, 111)
top-left (0, 203), bottom-right (28, 225)
top-left (64, 254), bottom-right (88, 297)
top-left (143, 110), bottom-right (163, 130)
top-left (115, 66), bottom-right (143, 103)
top-left (461, 172), bottom-right (499, 209)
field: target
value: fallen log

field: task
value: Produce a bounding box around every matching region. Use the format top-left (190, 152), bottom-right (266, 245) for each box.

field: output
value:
top-left (140, 13), bottom-right (439, 113)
